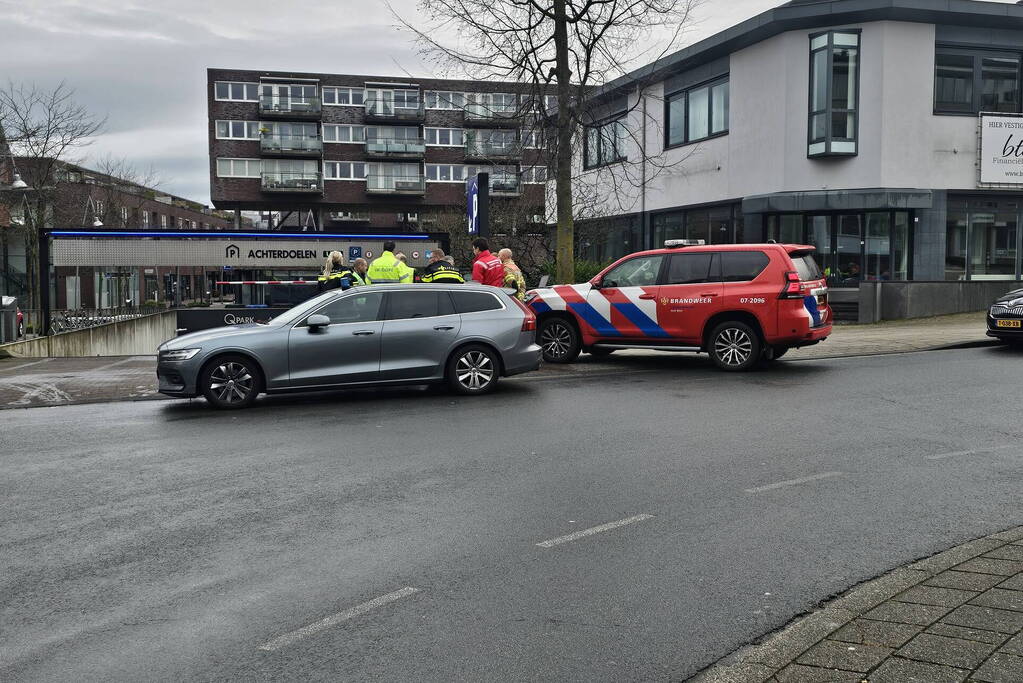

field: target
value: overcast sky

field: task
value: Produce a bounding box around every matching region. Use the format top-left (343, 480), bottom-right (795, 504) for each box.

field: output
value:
top-left (1, 0), bottom-right (1014, 206)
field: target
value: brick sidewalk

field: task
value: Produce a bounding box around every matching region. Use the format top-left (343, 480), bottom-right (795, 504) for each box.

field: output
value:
top-left (693, 526), bottom-right (1023, 683)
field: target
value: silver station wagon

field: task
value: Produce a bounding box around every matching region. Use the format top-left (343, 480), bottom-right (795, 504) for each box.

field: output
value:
top-left (157, 284), bottom-right (541, 409)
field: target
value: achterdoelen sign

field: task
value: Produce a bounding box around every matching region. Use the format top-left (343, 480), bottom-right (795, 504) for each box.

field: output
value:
top-left (980, 113), bottom-right (1023, 185)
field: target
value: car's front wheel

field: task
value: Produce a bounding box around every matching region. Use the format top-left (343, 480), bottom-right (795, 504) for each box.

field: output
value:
top-left (538, 317), bottom-right (580, 363)
top-left (708, 322), bottom-right (761, 371)
top-left (447, 344), bottom-right (500, 395)
top-left (200, 354), bottom-right (262, 409)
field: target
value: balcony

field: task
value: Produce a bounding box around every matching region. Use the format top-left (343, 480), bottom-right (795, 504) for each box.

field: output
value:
top-left (365, 174), bottom-right (426, 195)
top-left (490, 176), bottom-right (521, 196)
top-left (464, 140), bottom-right (522, 160)
top-left (261, 172), bottom-right (324, 193)
top-left (260, 133), bottom-right (323, 157)
top-left (258, 96), bottom-right (322, 118)
top-left (463, 103), bottom-right (521, 126)
top-left (365, 136), bottom-right (426, 159)
top-left (364, 100), bottom-right (425, 123)
top-left (330, 211), bottom-right (371, 222)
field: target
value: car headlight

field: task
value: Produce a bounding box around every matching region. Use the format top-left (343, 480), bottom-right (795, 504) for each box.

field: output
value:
top-left (160, 348), bottom-right (200, 361)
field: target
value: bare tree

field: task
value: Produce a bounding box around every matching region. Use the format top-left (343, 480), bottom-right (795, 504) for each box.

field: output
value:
top-left (0, 81), bottom-right (104, 310)
top-left (394, 0), bottom-right (699, 284)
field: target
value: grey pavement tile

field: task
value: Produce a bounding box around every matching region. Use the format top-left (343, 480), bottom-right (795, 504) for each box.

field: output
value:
top-left (955, 558), bottom-right (1023, 577)
top-left (1003, 634), bottom-right (1023, 657)
top-left (830, 618), bottom-right (921, 648)
top-left (987, 528), bottom-right (1023, 543)
top-left (795, 639), bottom-right (891, 673)
top-left (689, 660), bottom-right (776, 683)
top-left (926, 623), bottom-right (1012, 645)
top-left (942, 605), bottom-right (1023, 634)
top-left (909, 539), bottom-right (1005, 576)
top-left (829, 568), bottom-right (928, 615)
top-left (774, 663), bottom-right (863, 682)
top-left (863, 601), bottom-right (951, 626)
top-left (997, 574), bottom-right (1023, 592)
top-left (897, 585), bottom-right (979, 607)
top-left (986, 546), bottom-right (1023, 563)
top-left (926, 571), bottom-right (1010, 593)
top-left (895, 632), bottom-right (997, 669)
top-left (867, 656), bottom-right (968, 683)
top-left (972, 651), bottom-right (1023, 683)
top-left (736, 607), bottom-right (857, 670)
top-left (971, 588), bottom-right (1023, 613)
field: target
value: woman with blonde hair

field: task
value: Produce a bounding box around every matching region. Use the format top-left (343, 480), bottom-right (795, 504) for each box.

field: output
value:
top-left (498, 248), bottom-right (526, 300)
top-left (319, 250), bottom-right (353, 291)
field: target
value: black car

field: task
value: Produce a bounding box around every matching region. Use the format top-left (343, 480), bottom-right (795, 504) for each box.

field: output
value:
top-left (987, 289), bottom-right (1023, 343)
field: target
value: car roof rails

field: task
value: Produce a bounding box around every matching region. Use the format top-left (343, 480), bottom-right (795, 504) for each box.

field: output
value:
top-left (663, 239), bottom-right (706, 248)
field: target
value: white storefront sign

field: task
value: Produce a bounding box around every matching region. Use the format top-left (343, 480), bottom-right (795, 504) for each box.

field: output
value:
top-left (979, 113), bottom-right (1023, 186)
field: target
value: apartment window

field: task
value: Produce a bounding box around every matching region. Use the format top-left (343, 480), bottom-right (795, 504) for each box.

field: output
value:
top-left (934, 48), bottom-right (1021, 114)
top-left (425, 128), bottom-right (464, 146)
top-left (394, 90), bottom-right (421, 109)
top-left (216, 158), bottom-right (261, 178)
top-left (425, 91), bottom-right (465, 109)
top-left (426, 164), bottom-right (466, 182)
top-left (808, 30), bottom-right (860, 158)
top-left (120, 207), bottom-right (129, 226)
top-left (215, 120), bottom-right (260, 140)
top-left (324, 161), bottom-right (367, 180)
top-left (544, 95), bottom-right (557, 112)
top-left (366, 126), bottom-right (420, 142)
top-left (157, 214), bottom-right (166, 229)
top-left (323, 124), bottom-right (365, 143)
top-left (522, 165), bottom-right (548, 184)
top-left (521, 130), bottom-right (541, 148)
top-left (665, 77), bottom-right (729, 147)
top-left (322, 87), bottom-right (364, 106)
top-left (94, 200), bottom-right (104, 215)
top-left (584, 117), bottom-right (627, 169)
top-left (141, 211), bottom-right (150, 228)
top-left (214, 82), bottom-right (259, 102)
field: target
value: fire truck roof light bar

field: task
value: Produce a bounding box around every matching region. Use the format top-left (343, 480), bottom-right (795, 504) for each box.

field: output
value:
top-left (49, 230), bottom-right (431, 240)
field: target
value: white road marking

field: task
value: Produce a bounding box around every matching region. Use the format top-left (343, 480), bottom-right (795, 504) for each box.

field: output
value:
top-left (257, 587), bottom-right (419, 652)
top-left (0, 358), bottom-right (53, 373)
top-left (535, 514), bottom-right (654, 548)
top-left (925, 444), bottom-right (1016, 460)
top-left (85, 357), bottom-right (142, 374)
top-left (745, 471), bottom-right (844, 494)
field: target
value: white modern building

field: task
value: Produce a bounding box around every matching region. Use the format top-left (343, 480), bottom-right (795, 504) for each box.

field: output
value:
top-left (574, 0), bottom-right (1023, 301)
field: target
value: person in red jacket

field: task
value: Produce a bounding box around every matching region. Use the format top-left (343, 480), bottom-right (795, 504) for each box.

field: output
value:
top-left (471, 238), bottom-right (504, 287)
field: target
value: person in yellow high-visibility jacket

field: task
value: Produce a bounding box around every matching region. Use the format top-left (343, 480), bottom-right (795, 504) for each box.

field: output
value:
top-left (367, 241), bottom-right (413, 284)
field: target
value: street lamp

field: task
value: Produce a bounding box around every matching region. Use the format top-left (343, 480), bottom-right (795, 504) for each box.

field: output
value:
top-left (10, 173), bottom-right (27, 189)
top-left (92, 217), bottom-right (103, 227)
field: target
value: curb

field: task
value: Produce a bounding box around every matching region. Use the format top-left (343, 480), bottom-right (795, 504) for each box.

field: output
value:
top-left (689, 524), bottom-right (1023, 682)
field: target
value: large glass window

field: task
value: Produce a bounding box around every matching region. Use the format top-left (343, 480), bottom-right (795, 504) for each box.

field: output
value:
top-left (652, 205), bottom-right (742, 246)
top-left (584, 117), bottom-right (627, 169)
top-left (946, 197), bottom-right (1021, 280)
top-left (808, 31), bottom-right (859, 157)
top-left (665, 77), bottom-right (729, 147)
top-left (935, 49), bottom-right (1021, 114)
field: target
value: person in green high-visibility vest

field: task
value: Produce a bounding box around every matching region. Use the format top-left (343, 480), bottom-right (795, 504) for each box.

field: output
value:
top-left (367, 241), bottom-right (413, 284)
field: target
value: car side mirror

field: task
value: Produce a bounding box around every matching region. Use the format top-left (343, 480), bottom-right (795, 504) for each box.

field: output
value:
top-left (306, 314), bottom-right (330, 331)
top-left (591, 280), bottom-right (603, 289)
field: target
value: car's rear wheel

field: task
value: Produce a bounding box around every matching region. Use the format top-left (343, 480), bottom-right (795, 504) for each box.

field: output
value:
top-left (200, 354), bottom-right (261, 409)
top-left (447, 344), bottom-right (500, 395)
top-left (709, 322), bottom-right (761, 372)
top-left (539, 317), bottom-right (580, 363)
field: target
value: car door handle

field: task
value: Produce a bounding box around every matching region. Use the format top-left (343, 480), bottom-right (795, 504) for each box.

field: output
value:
top-left (433, 325), bottom-right (455, 331)
top-left (699, 292), bottom-right (720, 297)
top-left (352, 330), bottom-right (375, 336)
top-left (639, 294), bottom-right (657, 300)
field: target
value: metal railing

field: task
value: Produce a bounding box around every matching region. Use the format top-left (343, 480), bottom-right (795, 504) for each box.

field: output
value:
top-left (261, 171), bottom-right (324, 192)
top-left (464, 103), bottom-right (520, 121)
top-left (364, 100), bottom-right (425, 121)
top-left (258, 96), bottom-right (322, 116)
top-left (365, 174), bottom-right (426, 194)
top-left (15, 306), bottom-right (164, 337)
top-left (465, 140), bottom-right (522, 158)
top-left (365, 136), bottom-right (426, 156)
top-left (490, 176), bottom-right (522, 195)
top-left (260, 133), bottom-right (323, 154)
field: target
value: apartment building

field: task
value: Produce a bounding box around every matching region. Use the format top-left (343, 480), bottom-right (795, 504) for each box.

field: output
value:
top-left (574, 0), bottom-right (1023, 294)
top-left (207, 68), bottom-right (551, 231)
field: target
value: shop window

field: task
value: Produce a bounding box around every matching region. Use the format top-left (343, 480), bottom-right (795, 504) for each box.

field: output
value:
top-left (808, 30), bottom-right (859, 158)
top-left (935, 49), bottom-right (1021, 115)
top-left (946, 197), bottom-right (1020, 280)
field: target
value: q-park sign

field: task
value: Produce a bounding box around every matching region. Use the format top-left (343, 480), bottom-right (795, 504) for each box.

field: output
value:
top-left (465, 172), bottom-right (489, 236)
top-left (980, 113), bottom-right (1023, 186)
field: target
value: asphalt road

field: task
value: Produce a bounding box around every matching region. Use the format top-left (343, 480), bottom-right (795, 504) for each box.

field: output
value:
top-left (2, 346), bottom-right (1023, 682)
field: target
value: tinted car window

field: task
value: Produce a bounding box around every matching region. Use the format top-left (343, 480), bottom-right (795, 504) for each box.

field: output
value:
top-left (666, 253), bottom-right (713, 284)
top-left (792, 254), bottom-right (823, 280)
top-left (602, 255), bottom-right (664, 287)
top-left (385, 291), bottom-right (455, 320)
top-left (721, 251), bottom-right (769, 282)
top-left (314, 292), bottom-right (384, 324)
top-left (451, 290), bottom-right (502, 313)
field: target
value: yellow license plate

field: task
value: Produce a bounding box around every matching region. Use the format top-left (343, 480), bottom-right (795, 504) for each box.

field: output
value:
top-left (996, 319), bottom-right (1022, 328)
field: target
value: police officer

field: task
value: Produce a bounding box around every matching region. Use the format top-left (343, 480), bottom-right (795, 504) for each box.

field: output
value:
top-left (367, 241), bottom-right (413, 284)
top-left (421, 249), bottom-right (465, 284)
top-left (318, 250), bottom-right (354, 291)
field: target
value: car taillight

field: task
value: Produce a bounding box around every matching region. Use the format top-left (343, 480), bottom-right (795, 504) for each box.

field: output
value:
top-left (780, 271), bottom-right (803, 299)
top-left (509, 296), bottom-right (537, 331)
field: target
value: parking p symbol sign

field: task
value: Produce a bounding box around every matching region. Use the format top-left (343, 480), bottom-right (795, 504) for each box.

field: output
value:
top-left (349, 246), bottom-right (362, 260)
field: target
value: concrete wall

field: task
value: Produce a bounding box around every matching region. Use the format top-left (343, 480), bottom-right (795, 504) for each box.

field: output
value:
top-left (859, 281), bottom-right (1023, 322)
top-left (0, 311), bottom-right (176, 358)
